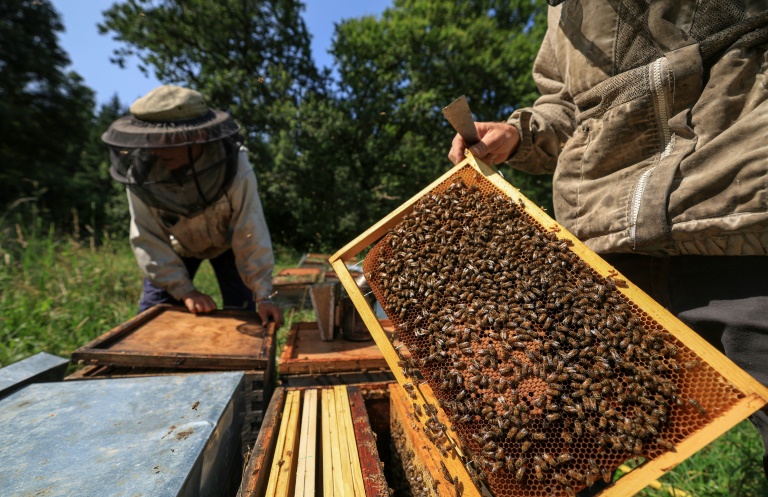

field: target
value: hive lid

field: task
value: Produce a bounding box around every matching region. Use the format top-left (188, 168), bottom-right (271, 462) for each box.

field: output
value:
top-left (0, 351), bottom-right (69, 398)
top-left (71, 305), bottom-right (274, 370)
top-left (0, 371), bottom-right (244, 497)
top-left (329, 154), bottom-right (768, 497)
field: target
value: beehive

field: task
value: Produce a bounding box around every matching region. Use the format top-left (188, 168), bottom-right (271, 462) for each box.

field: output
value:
top-left (278, 321), bottom-right (397, 387)
top-left (329, 155), bottom-right (768, 497)
top-left (238, 385), bottom-right (389, 497)
top-left (70, 305), bottom-right (276, 455)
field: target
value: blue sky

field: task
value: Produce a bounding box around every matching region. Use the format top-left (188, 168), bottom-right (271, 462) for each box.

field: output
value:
top-left (51, 1), bottom-right (392, 106)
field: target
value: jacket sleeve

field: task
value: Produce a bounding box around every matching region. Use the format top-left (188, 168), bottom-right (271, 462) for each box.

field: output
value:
top-left (127, 191), bottom-right (196, 299)
top-left (228, 148), bottom-right (276, 301)
top-left (505, 6), bottom-right (577, 175)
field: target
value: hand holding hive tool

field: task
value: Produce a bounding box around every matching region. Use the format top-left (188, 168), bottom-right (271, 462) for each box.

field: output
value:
top-left (444, 95), bottom-right (519, 166)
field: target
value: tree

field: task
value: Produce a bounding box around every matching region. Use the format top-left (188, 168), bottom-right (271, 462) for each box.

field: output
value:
top-left (73, 95), bottom-right (131, 239)
top-left (99, 0), bottom-right (322, 169)
top-left (0, 0), bottom-right (95, 226)
top-left (99, 0), bottom-right (550, 251)
top-left (271, 0), bottom-right (551, 249)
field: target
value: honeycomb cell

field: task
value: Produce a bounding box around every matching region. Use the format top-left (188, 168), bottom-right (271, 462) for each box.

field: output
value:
top-left (363, 169), bottom-right (744, 497)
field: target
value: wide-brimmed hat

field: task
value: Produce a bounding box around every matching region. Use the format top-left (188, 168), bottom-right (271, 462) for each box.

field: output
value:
top-left (101, 85), bottom-right (240, 148)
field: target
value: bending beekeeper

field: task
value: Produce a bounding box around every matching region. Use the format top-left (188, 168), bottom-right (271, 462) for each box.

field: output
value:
top-left (102, 85), bottom-right (284, 328)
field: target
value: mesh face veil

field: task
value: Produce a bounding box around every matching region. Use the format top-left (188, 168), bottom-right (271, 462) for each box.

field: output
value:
top-left (101, 90), bottom-right (244, 218)
top-left (107, 138), bottom-right (241, 218)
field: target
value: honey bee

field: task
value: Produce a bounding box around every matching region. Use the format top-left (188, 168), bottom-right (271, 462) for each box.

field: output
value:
top-left (515, 466), bottom-right (526, 481)
top-left (688, 398), bottom-right (707, 416)
top-left (561, 430), bottom-right (573, 444)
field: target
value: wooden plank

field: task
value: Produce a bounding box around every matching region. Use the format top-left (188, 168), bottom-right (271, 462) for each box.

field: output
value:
top-left (305, 389), bottom-right (319, 497)
top-left (265, 389), bottom-right (299, 497)
top-left (331, 386), bottom-right (356, 496)
top-left (294, 389), bottom-right (310, 497)
top-left (321, 388), bottom-right (335, 497)
top-left (238, 388), bottom-right (286, 497)
top-left (335, 386), bottom-right (366, 497)
top-left (278, 321), bottom-right (392, 375)
top-left (71, 305), bottom-right (274, 370)
top-left (295, 389), bottom-right (318, 497)
top-left (274, 390), bottom-right (301, 497)
top-left (347, 387), bottom-right (389, 497)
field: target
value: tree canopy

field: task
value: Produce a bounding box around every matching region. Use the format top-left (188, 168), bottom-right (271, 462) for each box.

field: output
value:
top-left (0, 0), bottom-right (95, 227)
top-left (3, 0), bottom-right (552, 252)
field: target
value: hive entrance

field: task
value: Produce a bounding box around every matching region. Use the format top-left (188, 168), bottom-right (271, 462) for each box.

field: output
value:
top-left (362, 167), bottom-right (744, 497)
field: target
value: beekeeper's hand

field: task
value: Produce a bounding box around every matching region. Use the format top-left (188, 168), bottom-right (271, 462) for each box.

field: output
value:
top-left (448, 122), bottom-right (519, 165)
top-left (182, 290), bottom-right (217, 314)
top-left (257, 300), bottom-right (285, 329)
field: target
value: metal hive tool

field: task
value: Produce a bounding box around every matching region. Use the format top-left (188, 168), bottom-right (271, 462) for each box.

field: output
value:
top-left (329, 155), bottom-right (768, 497)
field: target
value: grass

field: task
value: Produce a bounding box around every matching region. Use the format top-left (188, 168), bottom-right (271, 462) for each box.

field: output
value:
top-left (0, 220), bottom-right (314, 369)
top-left (1, 223), bottom-right (767, 495)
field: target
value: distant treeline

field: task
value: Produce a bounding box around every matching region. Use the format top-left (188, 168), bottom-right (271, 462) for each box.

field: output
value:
top-left (1, 0), bottom-right (552, 252)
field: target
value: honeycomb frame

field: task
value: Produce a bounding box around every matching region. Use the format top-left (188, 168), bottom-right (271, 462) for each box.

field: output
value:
top-left (329, 154), bottom-right (768, 497)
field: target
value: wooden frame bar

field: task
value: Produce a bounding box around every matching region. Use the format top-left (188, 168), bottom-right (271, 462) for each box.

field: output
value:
top-left (239, 385), bottom-right (387, 497)
top-left (329, 154), bottom-right (768, 496)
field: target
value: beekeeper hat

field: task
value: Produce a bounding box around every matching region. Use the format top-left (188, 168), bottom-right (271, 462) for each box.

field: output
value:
top-left (101, 85), bottom-right (240, 148)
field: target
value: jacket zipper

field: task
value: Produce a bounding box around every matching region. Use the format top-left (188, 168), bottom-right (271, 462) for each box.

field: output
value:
top-left (629, 57), bottom-right (672, 244)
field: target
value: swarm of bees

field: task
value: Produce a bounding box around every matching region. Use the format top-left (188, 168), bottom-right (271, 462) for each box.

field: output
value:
top-left (391, 419), bottom-right (435, 497)
top-left (364, 177), bottom-right (730, 497)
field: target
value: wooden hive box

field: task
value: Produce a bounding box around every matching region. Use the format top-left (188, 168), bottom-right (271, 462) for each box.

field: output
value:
top-left (278, 321), bottom-right (396, 387)
top-left (272, 267), bottom-right (325, 308)
top-left (69, 304), bottom-right (276, 454)
top-left (328, 154), bottom-right (768, 497)
top-left (238, 385), bottom-right (389, 497)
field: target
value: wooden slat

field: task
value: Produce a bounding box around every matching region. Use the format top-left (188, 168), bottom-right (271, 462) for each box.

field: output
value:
top-left (305, 390), bottom-right (319, 497)
top-left (295, 389), bottom-right (318, 497)
top-left (239, 388), bottom-right (286, 497)
top-left (331, 386), bottom-right (356, 496)
top-left (275, 389), bottom-right (301, 497)
top-left (347, 387), bottom-right (389, 497)
top-left (335, 386), bottom-right (366, 496)
top-left (321, 388), bottom-right (335, 497)
top-left (294, 389), bottom-right (310, 497)
top-left (265, 390), bottom-right (300, 497)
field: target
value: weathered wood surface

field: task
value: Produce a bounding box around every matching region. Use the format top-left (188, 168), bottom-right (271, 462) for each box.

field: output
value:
top-left (239, 385), bottom-right (384, 497)
top-left (348, 386), bottom-right (389, 497)
top-left (239, 387), bottom-right (287, 497)
top-left (279, 321), bottom-right (394, 375)
top-left (295, 388), bottom-right (318, 497)
top-left (72, 305), bottom-right (274, 370)
top-left (265, 389), bottom-right (301, 497)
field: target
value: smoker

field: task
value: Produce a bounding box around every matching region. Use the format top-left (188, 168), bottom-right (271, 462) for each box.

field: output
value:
top-left (310, 274), bottom-right (380, 342)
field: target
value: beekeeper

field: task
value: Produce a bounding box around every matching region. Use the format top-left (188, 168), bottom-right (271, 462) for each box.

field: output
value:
top-left (102, 85), bottom-right (284, 328)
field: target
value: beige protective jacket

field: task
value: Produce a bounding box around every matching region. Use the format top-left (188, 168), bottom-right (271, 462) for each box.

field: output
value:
top-left (128, 147), bottom-right (275, 300)
top-left (507, 0), bottom-right (768, 256)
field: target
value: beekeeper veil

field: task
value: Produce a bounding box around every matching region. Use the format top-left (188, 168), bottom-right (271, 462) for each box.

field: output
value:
top-left (101, 85), bottom-right (242, 218)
